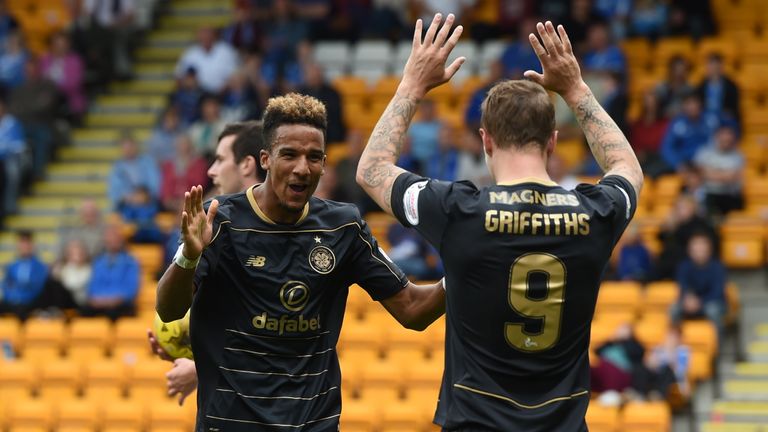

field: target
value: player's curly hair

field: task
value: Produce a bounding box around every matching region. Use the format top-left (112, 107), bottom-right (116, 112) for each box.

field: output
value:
top-left (262, 93), bottom-right (327, 150)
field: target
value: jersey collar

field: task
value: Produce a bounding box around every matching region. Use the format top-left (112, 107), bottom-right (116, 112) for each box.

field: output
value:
top-left (246, 185), bottom-right (310, 225)
top-left (496, 177), bottom-right (558, 187)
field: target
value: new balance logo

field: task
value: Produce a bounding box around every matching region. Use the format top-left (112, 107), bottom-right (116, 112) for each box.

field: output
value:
top-left (245, 256), bottom-right (266, 267)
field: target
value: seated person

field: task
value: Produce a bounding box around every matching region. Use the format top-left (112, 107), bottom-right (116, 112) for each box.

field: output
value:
top-left (693, 123), bottom-right (744, 217)
top-left (616, 225), bottom-right (652, 282)
top-left (387, 224), bottom-right (442, 281)
top-left (81, 225), bottom-right (140, 320)
top-left (0, 230), bottom-right (48, 319)
top-left (108, 134), bottom-right (161, 211)
top-left (50, 239), bottom-right (92, 309)
top-left (118, 186), bottom-right (163, 244)
top-left (670, 232), bottom-right (726, 338)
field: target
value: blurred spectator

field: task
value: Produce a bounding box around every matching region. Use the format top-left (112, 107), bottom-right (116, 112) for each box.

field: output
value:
top-left (593, 0), bottom-right (631, 39)
top-left (465, 61), bottom-right (503, 130)
top-left (601, 72), bottom-right (628, 133)
top-left (696, 53), bottom-right (740, 127)
top-left (169, 68), bottom-right (204, 126)
top-left (175, 27), bottom-right (239, 94)
top-left (498, 18), bottom-right (541, 79)
top-left (40, 32), bottom-right (86, 121)
top-left (562, 0), bottom-right (603, 55)
top-left (108, 133), bottom-right (161, 210)
top-left (221, 6), bottom-right (262, 53)
top-left (582, 21), bottom-right (626, 75)
top-left (667, 0), bottom-right (715, 40)
top-left (263, 0), bottom-right (308, 76)
top-left (118, 186), bottom-right (163, 244)
top-left (694, 124), bottom-right (744, 217)
top-left (637, 327), bottom-right (690, 399)
top-left (616, 225), bottom-right (652, 282)
top-left (82, 224), bottom-right (139, 320)
top-left (9, 58), bottom-right (60, 180)
top-left (146, 108), bottom-right (183, 164)
top-left (332, 130), bottom-right (379, 214)
top-left (83, 0), bottom-right (136, 80)
top-left (655, 56), bottom-right (693, 119)
top-left (221, 70), bottom-right (260, 122)
top-left (387, 224), bottom-right (442, 281)
top-left (51, 239), bottom-right (92, 309)
top-left (425, 124), bottom-right (459, 181)
top-left (653, 195), bottom-right (718, 281)
top-left (415, 0), bottom-right (476, 24)
top-left (630, 89), bottom-right (669, 177)
top-left (628, 0), bottom-right (668, 39)
top-left (58, 199), bottom-right (105, 259)
top-left (670, 233), bottom-right (726, 337)
top-left (0, 96), bottom-right (25, 217)
top-left (261, 38), bottom-right (312, 92)
top-left (298, 63), bottom-right (344, 143)
top-left (293, 0), bottom-right (331, 40)
top-left (408, 99), bottom-right (442, 169)
top-left (160, 135), bottom-right (208, 211)
top-left (590, 323), bottom-right (644, 397)
top-left (660, 92), bottom-right (720, 173)
top-left (189, 96), bottom-right (228, 157)
top-left (323, 0), bottom-right (371, 41)
top-left (0, 32), bottom-right (26, 89)
top-left (0, 1), bottom-right (18, 46)
top-left (0, 230), bottom-right (48, 319)
top-left (547, 152), bottom-right (580, 190)
top-left (536, 0), bottom-right (570, 24)
top-left (364, 0), bottom-right (407, 41)
top-left (456, 130), bottom-right (492, 187)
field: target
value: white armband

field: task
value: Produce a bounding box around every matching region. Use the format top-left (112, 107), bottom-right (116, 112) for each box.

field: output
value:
top-left (173, 244), bottom-right (200, 269)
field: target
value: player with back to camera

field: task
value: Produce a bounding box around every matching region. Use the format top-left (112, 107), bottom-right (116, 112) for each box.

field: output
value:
top-left (357, 15), bottom-right (643, 431)
top-left (156, 94), bottom-right (446, 431)
top-left (148, 121), bottom-right (265, 405)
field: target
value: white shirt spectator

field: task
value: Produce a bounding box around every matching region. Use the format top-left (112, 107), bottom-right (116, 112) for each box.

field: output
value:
top-left (175, 41), bottom-right (239, 93)
top-left (84, 0), bottom-right (136, 27)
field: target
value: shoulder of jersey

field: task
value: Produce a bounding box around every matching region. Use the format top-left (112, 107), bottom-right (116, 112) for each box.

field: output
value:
top-left (308, 197), bottom-right (362, 224)
top-left (203, 191), bottom-right (247, 219)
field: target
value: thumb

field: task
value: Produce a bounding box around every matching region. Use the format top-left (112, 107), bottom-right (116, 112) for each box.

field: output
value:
top-left (444, 57), bottom-right (465, 81)
top-left (179, 392), bottom-right (187, 406)
top-left (206, 199), bottom-right (219, 226)
top-left (523, 70), bottom-right (544, 85)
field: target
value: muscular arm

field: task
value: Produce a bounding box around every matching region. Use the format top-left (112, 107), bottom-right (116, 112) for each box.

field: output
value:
top-left (156, 261), bottom-right (196, 322)
top-left (379, 279), bottom-right (445, 331)
top-left (355, 92), bottom-right (416, 214)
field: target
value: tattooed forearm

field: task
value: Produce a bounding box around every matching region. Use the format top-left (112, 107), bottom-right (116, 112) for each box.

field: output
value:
top-left (569, 89), bottom-right (643, 194)
top-left (356, 91), bottom-right (420, 212)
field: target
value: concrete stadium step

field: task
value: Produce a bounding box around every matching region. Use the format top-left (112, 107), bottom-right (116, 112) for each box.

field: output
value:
top-left (711, 401), bottom-right (768, 421)
top-left (85, 112), bottom-right (156, 128)
top-left (0, 230), bottom-right (58, 249)
top-left (747, 341), bottom-right (768, 362)
top-left (5, 215), bottom-right (65, 231)
top-left (158, 14), bottom-right (230, 30)
top-left (727, 363), bottom-right (768, 378)
top-left (110, 79), bottom-right (175, 95)
top-left (46, 163), bottom-right (111, 180)
top-left (146, 30), bottom-right (194, 46)
top-left (18, 196), bottom-right (109, 214)
top-left (58, 147), bottom-right (121, 162)
top-left (755, 323), bottom-right (768, 340)
top-left (0, 249), bottom-right (55, 265)
top-left (135, 46), bottom-right (186, 62)
top-left (169, 0), bottom-right (231, 15)
top-left (722, 380), bottom-right (768, 400)
top-left (94, 95), bottom-right (166, 113)
top-left (134, 62), bottom-right (176, 80)
top-left (32, 181), bottom-right (107, 197)
top-left (701, 423), bottom-right (764, 432)
top-left (72, 128), bottom-right (151, 146)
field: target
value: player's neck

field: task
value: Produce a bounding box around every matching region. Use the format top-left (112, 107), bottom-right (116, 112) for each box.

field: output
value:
top-left (491, 151), bottom-right (552, 185)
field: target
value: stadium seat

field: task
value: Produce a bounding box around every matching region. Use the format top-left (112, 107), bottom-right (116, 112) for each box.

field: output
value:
top-left (585, 403), bottom-right (619, 432)
top-left (83, 359), bottom-right (128, 401)
top-left (361, 358), bottom-right (407, 391)
top-left (20, 317), bottom-right (65, 357)
top-left (5, 398), bottom-right (53, 432)
top-left (0, 361), bottom-right (36, 400)
top-left (682, 320), bottom-right (718, 358)
top-left (313, 41), bottom-right (351, 73)
top-left (129, 359), bottom-right (173, 400)
top-left (652, 174), bottom-right (682, 210)
top-left (404, 357), bottom-right (444, 391)
top-left (722, 236), bottom-right (765, 269)
top-left (595, 281), bottom-right (642, 318)
top-left (127, 244), bottom-right (163, 275)
top-left (38, 359), bottom-right (82, 400)
top-left (653, 37), bottom-right (695, 67)
top-left (380, 401), bottom-right (427, 432)
top-left (56, 398), bottom-right (101, 432)
top-left (386, 345), bottom-right (428, 366)
top-left (147, 399), bottom-right (192, 432)
top-left (340, 400), bottom-right (377, 431)
top-left (643, 281), bottom-right (680, 314)
top-left (0, 316), bottom-right (21, 351)
top-left (633, 313), bottom-right (670, 349)
top-left (620, 401), bottom-right (671, 432)
top-left (66, 317), bottom-right (112, 360)
top-left (621, 38), bottom-right (652, 70)
top-left (696, 37), bottom-right (738, 68)
top-left (113, 318), bottom-right (153, 361)
top-left (101, 399), bottom-right (145, 432)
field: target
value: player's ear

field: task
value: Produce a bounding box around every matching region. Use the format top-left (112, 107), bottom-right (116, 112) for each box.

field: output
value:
top-left (321, 154), bottom-right (327, 176)
top-left (240, 155), bottom-right (256, 177)
top-left (479, 128), bottom-right (493, 157)
top-left (259, 149), bottom-right (270, 171)
top-left (546, 130), bottom-right (557, 158)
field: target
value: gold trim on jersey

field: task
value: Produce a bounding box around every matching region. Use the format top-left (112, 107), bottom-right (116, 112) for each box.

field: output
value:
top-left (206, 413), bottom-right (341, 428)
top-left (356, 233), bottom-right (406, 283)
top-left (224, 346), bottom-right (334, 358)
top-left (208, 220), bottom-right (231, 246)
top-left (228, 221), bottom-right (360, 235)
top-left (453, 384), bottom-right (589, 410)
top-left (215, 386), bottom-right (339, 401)
top-left (225, 328), bottom-right (330, 340)
top-left (219, 366), bottom-right (329, 378)
top-left (246, 185), bottom-right (310, 225)
top-left (497, 177), bottom-right (558, 187)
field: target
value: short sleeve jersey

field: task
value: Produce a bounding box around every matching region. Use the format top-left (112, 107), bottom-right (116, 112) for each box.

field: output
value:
top-left (191, 186), bottom-right (407, 432)
top-left (391, 173), bottom-right (636, 431)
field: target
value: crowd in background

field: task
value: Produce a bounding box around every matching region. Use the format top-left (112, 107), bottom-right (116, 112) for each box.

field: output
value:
top-left (0, 0), bottom-right (742, 401)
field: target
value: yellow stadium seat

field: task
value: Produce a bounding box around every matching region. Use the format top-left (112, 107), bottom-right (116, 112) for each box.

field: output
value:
top-left (83, 359), bottom-right (128, 401)
top-left (0, 361), bottom-right (36, 400)
top-left (742, 106), bottom-right (768, 134)
top-left (340, 400), bottom-right (378, 431)
top-left (620, 401), bottom-right (671, 432)
top-left (67, 317), bottom-right (112, 358)
top-left (38, 359), bottom-right (81, 400)
top-left (371, 76), bottom-right (401, 101)
top-left (682, 320), bottom-right (718, 358)
top-left (101, 399), bottom-right (145, 432)
top-left (595, 281), bottom-right (642, 317)
top-left (744, 177), bottom-right (768, 208)
top-left (332, 76), bottom-right (369, 100)
top-left (339, 321), bottom-right (385, 352)
top-left (386, 324), bottom-right (431, 351)
top-left (422, 315), bottom-right (446, 350)
top-left (113, 318), bottom-right (153, 361)
top-left (361, 358), bottom-right (407, 390)
top-left (643, 281), bottom-right (680, 314)
top-left (653, 37), bottom-right (695, 68)
top-left (585, 403), bottom-right (619, 432)
top-left (127, 244), bottom-right (163, 275)
top-left (147, 399), bottom-right (190, 432)
top-left (56, 398), bottom-right (101, 432)
top-left (20, 317), bottom-right (65, 355)
top-left (128, 360), bottom-right (172, 400)
top-left (405, 357), bottom-right (444, 391)
top-left (6, 398), bottom-right (53, 432)
top-left (689, 349), bottom-right (712, 382)
top-left (590, 320), bottom-right (622, 350)
top-left (722, 236), bottom-right (765, 269)
top-left (0, 316), bottom-right (21, 351)
top-left (696, 37), bottom-right (738, 67)
top-left (725, 282), bottom-right (741, 326)
top-left (380, 401), bottom-right (426, 431)
top-left (633, 313), bottom-right (669, 349)
top-left (357, 386), bottom-right (402, 405)
top-left (386, 345), bottom-right (428, 366)
top-left (621, 38), bottom-right (652, 70)
top-left (653, 174), bottom-right (682, 208)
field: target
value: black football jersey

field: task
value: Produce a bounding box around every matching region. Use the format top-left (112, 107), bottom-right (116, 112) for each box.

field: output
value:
top-left (191, 186), bottom-right (407, 432)
top-left (392, 173), bottom-right (636, 431)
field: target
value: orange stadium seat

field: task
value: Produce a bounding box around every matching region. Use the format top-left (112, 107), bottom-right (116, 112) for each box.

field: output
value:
top-left (83, 359), bottom-right (128, 401)
top-left (332, 76), bottom-right (369, 100)
top-left (127, 244), bottom-right (163, 275)
top-left (101, 399), bottom-right (145, 432)
top-left (113, 318), bottom-right (153, 361)
top-left (340, 399), bottom-right (377, 432)
top-left (682, 320), bottom-right (718, 359)
top-left (585, 403), bottom-right (619, 432)
top-left (20, 318), bottom-right (65, 361)
top-left (621, 38), bottom-right (652, 70)
top-left (5, 397), bottom-right (53, 432)
top-left (643, 281), bottom-right (679, 314)
top-left (620, 401), bottom-right (671, 432)
top-left (595, 281), bottom-right (642, 317)
top-left (129, 359), bottom-right (173, 400)
top-left (634, 313), bottom-right (669, 349)
top-left (56, 398), bottom-right (101, 432)
top-left (147, 399), bottom-right (191, 432)
top-left (66, 317), bottom-right (112, 361)
top-left (0, 360), bottom-right (36, 400)
top-left (38, 359), bottom-right (82, 400)
top-left (380, 401), bottom-right (427, 432)
top-left (0, 316), bottom-right (21, 351)
top-left (361, 358), bottom-right (407, 393)
top-left (653, 37), bottom-right (695, 68)
top-left (722, 236), bottom-right (765, 269)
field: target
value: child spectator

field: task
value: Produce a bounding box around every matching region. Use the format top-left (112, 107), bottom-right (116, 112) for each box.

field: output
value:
top-left (50, 239), bottom-right (92, 309)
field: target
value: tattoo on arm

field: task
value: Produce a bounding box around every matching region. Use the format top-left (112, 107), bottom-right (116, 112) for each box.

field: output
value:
top-left (571, 90), bottom-right (643, 193)
top-left (358, 93), bottom-right (419, 212)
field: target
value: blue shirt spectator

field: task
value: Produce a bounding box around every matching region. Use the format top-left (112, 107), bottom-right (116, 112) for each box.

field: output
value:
top-left (499, 21), bottom-right (541, 79)
top-left (408, 100), bottom-right (441, 166)
top-left (0, 33), bottom-right (26, 89)
top-left (660, 94), bottom-right (720, 170)
top-left (1, 231), bottom-right (47, 306)
top-left (675, 255), bottom-right (726, 305)
top-left (108, 135), bottom-right (161, 209)
top-left (169, 70), bottom-right (204, 126)
top-left (617, 242), bottom-right (652, 282)
top-left (465, 61), bottom-right (503, 129)
top-left (146, 109), bottom-right (182, 164)
top-left (583, 22), bottom-right (626, 74)
top-left (629, 0), bottom-right (668, 37)
top-left (0, 109), bottom-right (25, 159)
top-left (88, 252), bottom-right (139, 302)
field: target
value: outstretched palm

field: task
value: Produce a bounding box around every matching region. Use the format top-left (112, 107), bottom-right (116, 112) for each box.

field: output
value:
top-left (180, 185), bottom-right (218, 259)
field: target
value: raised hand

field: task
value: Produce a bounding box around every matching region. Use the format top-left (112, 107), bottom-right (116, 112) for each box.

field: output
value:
top-left (180, 185), bottom-right (218, 260)
top-left (524, 21), bottom-right (586, 102)
top-left (400, 13), bottom-right (465, 98)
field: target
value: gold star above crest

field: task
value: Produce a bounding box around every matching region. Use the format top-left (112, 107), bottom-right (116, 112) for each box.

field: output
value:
top-left (314, 236), bottom-right (322, 244)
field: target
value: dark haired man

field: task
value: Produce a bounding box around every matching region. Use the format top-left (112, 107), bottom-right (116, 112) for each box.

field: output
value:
top-left (357, 15), bottom-right (643, 430)
top-left (156, 94), bottom-right (446, 430)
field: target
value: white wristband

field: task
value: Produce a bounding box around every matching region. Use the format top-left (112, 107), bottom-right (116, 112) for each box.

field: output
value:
top-left (174, 244), bottom-right (200, 269)
top-left (441, 277), bottom-right (446, 291)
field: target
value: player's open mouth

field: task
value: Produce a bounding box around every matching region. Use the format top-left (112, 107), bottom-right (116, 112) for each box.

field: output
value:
top-left (289, 184), bottom-right (308, 193)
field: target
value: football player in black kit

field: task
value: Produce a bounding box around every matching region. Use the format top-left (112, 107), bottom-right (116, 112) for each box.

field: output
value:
top-left (156, 94), bottom-right (446, 431)
top-left (357, 15), bottom-right (643, 431)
